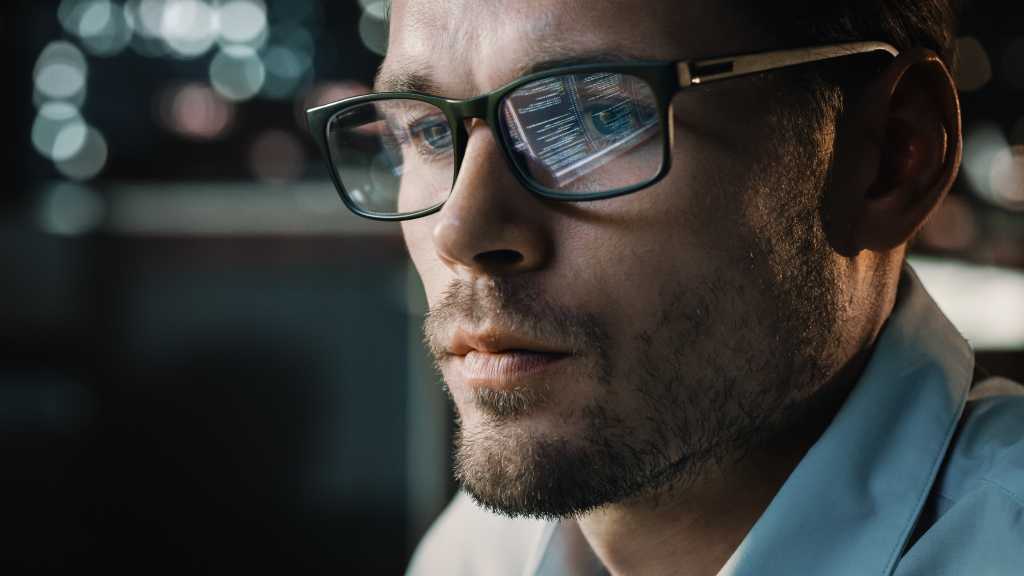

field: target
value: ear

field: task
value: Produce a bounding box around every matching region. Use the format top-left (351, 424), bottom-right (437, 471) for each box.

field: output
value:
top-left (826, 48), bottom-right (962, 256)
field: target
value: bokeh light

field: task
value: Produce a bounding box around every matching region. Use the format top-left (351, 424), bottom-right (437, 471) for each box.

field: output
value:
top-left (37, 182), bottom-right (106, 236)
top-left (964, 122), bottom-right (1024, 212)
top-left (51, 120), bottom-right (90, 162)
top-left (249, 130), bottom-right (306, 183)
top-left (954, 36), bottom-right (992, 92)
top-left (261, 44), bottom-right (311, 99)
top-left (76, 0), bottom-right (115, 36)
top-left (34, 41), bottom-right (89, 102)
top-left (911, 257), bottom-right (1024, 350)
top-left (270, 22), bottom-right (314, 55)
top-left (260, 24), bottom-right (314, 99)
top-left (209, 46), bottom-right (266, 101)
top-left (358, 9), bottom-right (387, 56)
top-left (126, 28), bottom-right (168, 56)
top-left (963, 123), bottom-right (1007, 201)
top-left (360, 0), bottom-right (388, 20)
top-left (161, 0), bottom-right (218, 58)
top-left (158, 83), bottom-right (236, 140)
top-left (58, 0), bottom-right (90, 33)
top-left (130, 0), bottom-right (165, 37)
top-left (217, 0), bottom-right (268, 45)
top-left (54, 126), bottom-right (110, 181)
top-left (32, 102), bottom-right (84, 160)
top-left (989, 145), bottom-right (1024, 211)
top-left (918, 194), bottom-right (977, 252)
top-left (59, 0), bottom-right (135, 56)
top-left (33, 87), bottom-right (87, 112)
top-left (125, 0), bottom-right (168, 56)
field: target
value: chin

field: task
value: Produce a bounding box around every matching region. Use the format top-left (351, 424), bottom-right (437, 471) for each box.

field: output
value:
top-left (449, 382), bottom-right (675, 520)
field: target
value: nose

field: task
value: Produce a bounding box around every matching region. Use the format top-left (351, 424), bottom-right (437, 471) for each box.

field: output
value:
top-left (430, 121), bottom-right (552, 278)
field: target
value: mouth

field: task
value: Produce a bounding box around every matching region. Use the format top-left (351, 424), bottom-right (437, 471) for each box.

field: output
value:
top-left (446, 330), bottom-right (572, 389)
top-left (456, 350), bottom-right (570, 388)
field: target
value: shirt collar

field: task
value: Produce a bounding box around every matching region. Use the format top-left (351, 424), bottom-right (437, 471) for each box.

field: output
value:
top-left (531, 265), bottom-right (975, 576)
top-left (719, 264), bottom-right (974, 575)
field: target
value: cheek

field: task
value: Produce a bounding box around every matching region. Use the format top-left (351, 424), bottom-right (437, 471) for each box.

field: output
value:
top-left (552, 157), bottom-right (764, 349)
top-left (401, 219), bottom-right (448, 305)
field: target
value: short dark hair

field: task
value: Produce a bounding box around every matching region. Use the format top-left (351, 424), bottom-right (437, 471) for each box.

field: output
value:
top-left (740, 0), bottom-right (961, 120)
top-left (744, 0), bottom-right (960, 69)
top-left (728, 0), bottom-right (962, 185)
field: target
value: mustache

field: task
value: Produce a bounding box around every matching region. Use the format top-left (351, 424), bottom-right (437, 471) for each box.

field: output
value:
top-left (422, 278), bottom-right (609, 361)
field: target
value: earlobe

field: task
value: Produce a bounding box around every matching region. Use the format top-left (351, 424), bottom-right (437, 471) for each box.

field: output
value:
top-left (846, 49), bottom-right (962, 254)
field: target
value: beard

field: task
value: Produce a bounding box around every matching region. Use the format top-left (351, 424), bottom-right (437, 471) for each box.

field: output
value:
top-left (422, 115), bottom-right (843, 521)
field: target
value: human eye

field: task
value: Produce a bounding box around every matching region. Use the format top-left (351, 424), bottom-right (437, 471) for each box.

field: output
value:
top-left (407, 115), bottom-right (453, 159)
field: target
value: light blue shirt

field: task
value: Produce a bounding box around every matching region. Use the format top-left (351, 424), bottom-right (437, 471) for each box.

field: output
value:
top-left (408, 267), bottom-right (1024, 575)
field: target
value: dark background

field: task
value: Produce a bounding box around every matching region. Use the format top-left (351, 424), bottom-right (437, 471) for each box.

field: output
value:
top-left (6, 1), bottom-right (1022, 574)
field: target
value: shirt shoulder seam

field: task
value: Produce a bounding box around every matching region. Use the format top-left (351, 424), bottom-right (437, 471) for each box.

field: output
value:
top-left (980, 477), bottom-right (1024, 509)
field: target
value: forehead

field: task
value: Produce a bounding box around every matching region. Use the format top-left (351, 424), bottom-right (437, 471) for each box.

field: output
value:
top-left (380, 0), bottom-right (768, 97)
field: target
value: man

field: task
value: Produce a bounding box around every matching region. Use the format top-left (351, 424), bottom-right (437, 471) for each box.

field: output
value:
top-left (308, 1), bottom-right (1024, 573)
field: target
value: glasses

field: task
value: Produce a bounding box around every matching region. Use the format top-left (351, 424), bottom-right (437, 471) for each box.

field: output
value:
top-left (306, 41), bottom-right (897, 221)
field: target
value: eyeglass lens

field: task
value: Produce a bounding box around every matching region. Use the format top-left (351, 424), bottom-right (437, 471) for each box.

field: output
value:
top-left (500, 72), bottom-right (662, 193)
top-left (325, 72), bottom-right (663, 216)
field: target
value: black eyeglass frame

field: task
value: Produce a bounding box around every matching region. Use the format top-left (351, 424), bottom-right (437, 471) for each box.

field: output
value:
top-left (306, 41), bottom-right (898, 221)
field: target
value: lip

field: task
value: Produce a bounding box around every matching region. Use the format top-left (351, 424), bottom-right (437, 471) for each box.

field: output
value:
top-left (447, 329), bottom-right (567, 356)
top-left (445, 329), bottom-right (571, 389)
top-left (453, 350), bottom-right (570, 389)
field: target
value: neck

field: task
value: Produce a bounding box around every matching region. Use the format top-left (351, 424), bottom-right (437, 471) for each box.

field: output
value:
top-left (576, 350), bottom-right (869, 576)
top-left (576, 442), bottom-right (800, 575)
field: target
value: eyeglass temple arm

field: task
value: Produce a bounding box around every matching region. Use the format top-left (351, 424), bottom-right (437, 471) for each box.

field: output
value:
top-left (676, 41), bottom-right (899, 88)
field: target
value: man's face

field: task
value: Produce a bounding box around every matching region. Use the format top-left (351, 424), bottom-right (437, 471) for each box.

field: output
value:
top-left (386, 0), bottom-right (845, 518)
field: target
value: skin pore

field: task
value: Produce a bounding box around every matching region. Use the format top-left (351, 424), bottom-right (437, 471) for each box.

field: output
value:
top-left (385, 1), bottom-right (961, 574)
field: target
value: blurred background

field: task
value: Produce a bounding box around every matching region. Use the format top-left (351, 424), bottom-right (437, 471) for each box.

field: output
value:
top-left (5, 0), bottom-right (1022, 573)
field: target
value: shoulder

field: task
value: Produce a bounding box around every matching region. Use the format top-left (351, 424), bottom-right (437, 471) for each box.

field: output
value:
top-left (940, 376), bottom-right (1024, 506)
top-left (894, 377), bottom-right (1024, 574)
top-left (406, 492), bottom-right (552, 576)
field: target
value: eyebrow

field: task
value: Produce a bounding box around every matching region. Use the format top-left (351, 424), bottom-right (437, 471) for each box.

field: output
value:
top-left (373, 49), bottom-right (649, 97)
top-left (374, 67), bottom-right (440, 94)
